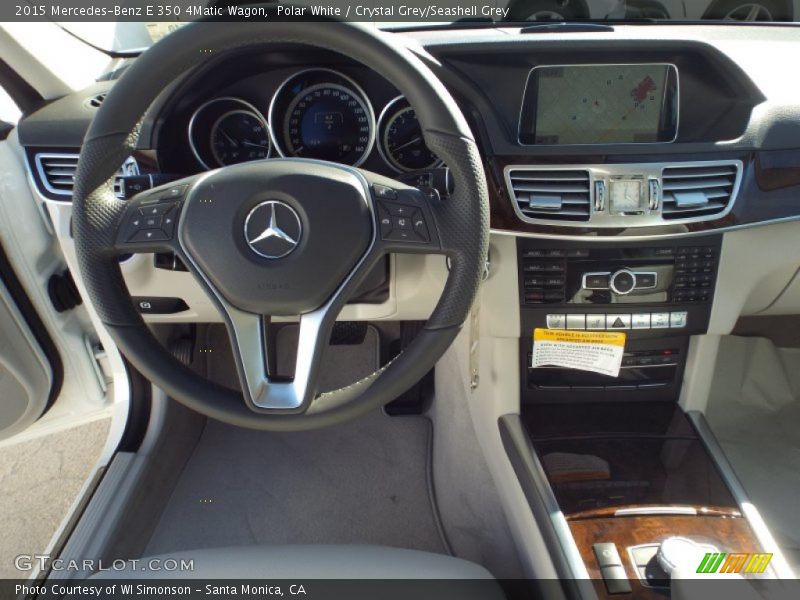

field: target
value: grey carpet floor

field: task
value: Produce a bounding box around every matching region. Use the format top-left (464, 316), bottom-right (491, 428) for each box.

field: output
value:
top-left (145, 325), bottom-right (447, 556)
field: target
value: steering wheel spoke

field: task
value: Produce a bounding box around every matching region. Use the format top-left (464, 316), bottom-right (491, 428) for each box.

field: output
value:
top-left (222, 306), bottom-right (333, 412)
top-left (113, 178), bottom-right (196, 256)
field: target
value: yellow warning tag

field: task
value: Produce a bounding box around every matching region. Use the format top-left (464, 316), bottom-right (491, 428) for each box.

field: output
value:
top-left (532, 329), bottom-right (626, 377)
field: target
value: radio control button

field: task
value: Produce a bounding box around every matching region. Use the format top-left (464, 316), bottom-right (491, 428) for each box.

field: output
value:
top-left (670, 311), bottom-right (688, 328)
top-left (546, 314), bottom-right (566, 329)
top-left (567, 314), bottom-right (586, 330)
top-left (586, 315), bottom-right (606, 330)
top-left (632, 314), bottom-right (651, 329)
top-left (651, 312), bottom-right (670, 329)
top-left (584, 273), bottom-right (611, 290)
top-left (634, 273), bottom-right (657, 289)
top-left (607, 314), bottom-right (631, 330)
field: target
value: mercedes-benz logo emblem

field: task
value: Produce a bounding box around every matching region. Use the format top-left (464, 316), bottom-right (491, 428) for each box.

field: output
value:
top-left (244, 201), bottom-right (302, 259)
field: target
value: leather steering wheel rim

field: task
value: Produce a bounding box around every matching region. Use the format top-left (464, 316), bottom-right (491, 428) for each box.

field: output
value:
top-left (72, 21), bottom-right (489, 431)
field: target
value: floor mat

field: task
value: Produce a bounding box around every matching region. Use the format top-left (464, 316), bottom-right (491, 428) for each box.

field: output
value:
top-left (706, 336), bottom-right (800, 569)
top-left (145, 325), bottom-right (447, 556)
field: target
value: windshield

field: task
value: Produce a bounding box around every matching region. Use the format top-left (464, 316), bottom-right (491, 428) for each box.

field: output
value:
top-left (57, 0), bottom-right (800, 53)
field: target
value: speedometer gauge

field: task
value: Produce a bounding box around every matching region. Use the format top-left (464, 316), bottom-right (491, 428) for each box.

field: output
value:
top-left (377, 96), bottom-right (441, 172)
top-left (284, 83), bottom-right (372, 165)
top-left (210, 110), bottom-right (271, 166)
top-left (269, 69), bottom-right (376, 166)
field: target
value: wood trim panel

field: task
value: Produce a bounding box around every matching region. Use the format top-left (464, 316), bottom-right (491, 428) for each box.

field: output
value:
top-left (570, 514), bottom-right (761, 599)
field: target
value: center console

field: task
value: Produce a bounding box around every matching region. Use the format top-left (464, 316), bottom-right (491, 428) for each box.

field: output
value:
top-left (517, 235), bottom-right (721, 404)
top-left (504, 234), bottom-right (774, 597)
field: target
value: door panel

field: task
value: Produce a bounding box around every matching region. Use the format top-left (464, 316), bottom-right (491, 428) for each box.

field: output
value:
top-left (0, 278), bottom-right (52, 440)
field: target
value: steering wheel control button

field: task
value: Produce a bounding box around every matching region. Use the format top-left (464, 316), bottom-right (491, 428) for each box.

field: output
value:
top-left (607, 314), bottom-right (632, 330)
top-left (166, 184), bottom-right (188, 199)
top-left (133, 297), bottom-right (189, 314)
top-left (129, 228), bottom-right (169, 243)
top-left (138, 202), bottom-right (176, 217)
top-left (651, 312), bottom-right (670, 329)
top-left (609, 269), bottom-right (636, 295)
top-left (385, 202), bottom-right (414, 217)
top-left (143, 216), bottom-right (162, 229)
top-left (546, 314), bottom-right (566, 329)
top-left (393, 216), bottom-right (412, 231)
top-left (244, 200), bottom-right (302, 260)
top-left (372, 184), bottom-right (397, 200)
top-left (377, 199), bottom-right (431, 244)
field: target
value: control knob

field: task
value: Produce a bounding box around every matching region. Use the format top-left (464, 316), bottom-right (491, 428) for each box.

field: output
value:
top-left (610, 269), bottom-right (637, 295)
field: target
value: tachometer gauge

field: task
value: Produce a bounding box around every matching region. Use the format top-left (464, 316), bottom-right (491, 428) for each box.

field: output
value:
top-left (377, 97), bottom-right (441, 172)
top-left (210, 110), bottom-right (271, 166)
top-left (284, 83), bottom-right (372, 165)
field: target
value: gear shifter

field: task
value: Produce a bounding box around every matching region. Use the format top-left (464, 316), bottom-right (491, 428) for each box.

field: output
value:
top-left (657, 536), bottom-right (715, 575)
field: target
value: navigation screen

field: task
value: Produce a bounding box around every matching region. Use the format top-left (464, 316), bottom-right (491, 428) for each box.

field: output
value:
top-left (521, 64), bottom-right (678, 145)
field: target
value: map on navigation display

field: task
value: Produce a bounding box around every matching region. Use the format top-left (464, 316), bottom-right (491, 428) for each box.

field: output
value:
top-left (532, 64), bottom-right (673, 145)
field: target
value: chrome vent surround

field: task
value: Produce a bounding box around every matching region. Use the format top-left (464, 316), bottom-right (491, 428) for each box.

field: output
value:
top-left (506, 168), bottom-right (592, 222)
top-left (34, 153), bottom-right (139, 200)
top-left (504, 160), bottom-right (743, 228)
top-left (661, 163), bottom-right (739, 219)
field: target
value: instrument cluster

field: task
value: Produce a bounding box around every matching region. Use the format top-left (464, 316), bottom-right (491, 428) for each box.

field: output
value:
top-left (187, 68), bottom-right (440, 174)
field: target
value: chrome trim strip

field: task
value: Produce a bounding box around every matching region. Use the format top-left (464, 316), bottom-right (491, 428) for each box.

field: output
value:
top-left (615, 506), bottom-right (697, 516)
top-left (688, 410), bottom-right (795, 578)
top-left (267, 68), bottom-right (376, 168)
top-left (376, 95), bottom-right (443, 174)
top-left (517, 63), bottom-right (680, 147)
top-left (187, 96), bottom-right (271, 170)
top-left (176, 158), bottom-right (377, 411)
top-left (504, 159), bottom-right (743, 229)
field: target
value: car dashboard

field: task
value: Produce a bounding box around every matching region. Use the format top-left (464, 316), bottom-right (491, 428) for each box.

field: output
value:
top-left (14, 22), bottom-right (800, 591)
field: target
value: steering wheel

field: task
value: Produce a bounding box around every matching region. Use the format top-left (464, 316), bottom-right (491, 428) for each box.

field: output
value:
top-left (72, 22), bottom-right (489, 431)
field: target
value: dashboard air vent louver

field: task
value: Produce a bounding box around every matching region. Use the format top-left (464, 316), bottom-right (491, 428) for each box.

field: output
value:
top-left (85, 92), bottom-right (107, 108)
top-left (661, 163), bottom-right (740, 220)
top-left (35, 153), bottom-right (139, 199)
top-left (507, 168), bottom-right (592, 222)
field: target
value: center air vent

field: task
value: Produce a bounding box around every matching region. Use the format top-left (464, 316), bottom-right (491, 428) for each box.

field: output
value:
top-left (34, 153), bottom-right (139, 200)
top-left (661, 163), bottom-right (740, 220)
top-left (507, 168), bottom-right (592, 222)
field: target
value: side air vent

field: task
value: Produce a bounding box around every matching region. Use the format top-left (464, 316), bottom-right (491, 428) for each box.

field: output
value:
top-left (34, 153), bottom-right (139, 200)
top-left (507, 168), bottom-right (592, 222)
top-left (661, 162), bottom-right (740, 220)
